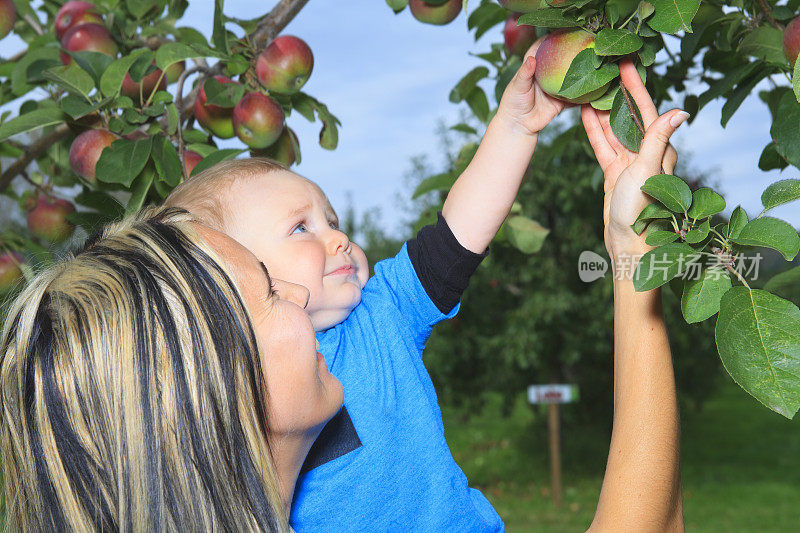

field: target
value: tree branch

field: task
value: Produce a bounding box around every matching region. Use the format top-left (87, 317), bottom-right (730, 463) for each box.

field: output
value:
top-left (756, 0), bottom-right (781, 30)
top-left (0, 125), bottom-right (71, 194)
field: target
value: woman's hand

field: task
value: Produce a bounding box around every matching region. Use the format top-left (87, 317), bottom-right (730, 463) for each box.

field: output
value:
top-left (580, 60), bottom-right (688, 263)
top-left (495, 39), bottom-right (570, 137)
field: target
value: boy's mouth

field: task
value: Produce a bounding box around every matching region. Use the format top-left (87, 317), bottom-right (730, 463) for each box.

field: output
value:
top-left (326, 264), bottom-right (356, 276)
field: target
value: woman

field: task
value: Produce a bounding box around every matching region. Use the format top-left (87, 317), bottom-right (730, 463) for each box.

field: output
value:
top-left (0, 206), bottom-right (342, 531)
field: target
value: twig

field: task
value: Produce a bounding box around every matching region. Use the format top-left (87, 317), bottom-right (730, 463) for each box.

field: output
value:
top-left (0, 125), bottom-right (71, 194)
top-left (620, 78), bottom-right (667, 174)
top-left (756, 0), bottom-right (781, 30)
top-left (23, 14), bottom-right (44, 36)
top-left (174, 66), bottom-right (207, 179)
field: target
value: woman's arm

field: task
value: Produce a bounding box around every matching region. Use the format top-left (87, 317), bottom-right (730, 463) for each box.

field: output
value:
top-left (589, 261), bottom-right (683, 531)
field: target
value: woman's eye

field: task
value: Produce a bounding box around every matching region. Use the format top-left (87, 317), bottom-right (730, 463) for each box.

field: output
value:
top-left (291, 223), bottom-right (308, 235)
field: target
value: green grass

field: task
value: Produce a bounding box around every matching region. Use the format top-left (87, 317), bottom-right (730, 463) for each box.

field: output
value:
top-left (443, 379), bottom-right (800, 532)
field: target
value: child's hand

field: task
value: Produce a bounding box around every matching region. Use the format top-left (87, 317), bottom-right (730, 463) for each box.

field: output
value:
top-left (495, 39), bottom-right (569, 137)
top-left (580, 60), bottom-right (689, 261)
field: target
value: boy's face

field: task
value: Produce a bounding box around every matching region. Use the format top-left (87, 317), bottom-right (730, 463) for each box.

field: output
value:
top-left (225, 171), bottom-right (369, 331)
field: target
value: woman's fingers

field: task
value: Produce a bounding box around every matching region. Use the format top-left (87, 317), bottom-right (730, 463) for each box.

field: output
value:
top-left (581, 105), bottom-right (617, 168)
top-left (638, 109), bottom-right (689, 174)
top-left (663, 144), bottom-right (678, 175)
top-left (619, 60), bottom-right (659, 128)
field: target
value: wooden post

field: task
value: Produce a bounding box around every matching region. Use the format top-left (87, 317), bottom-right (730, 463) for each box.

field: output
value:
top-left (548, 403), bottom-right (562, 507)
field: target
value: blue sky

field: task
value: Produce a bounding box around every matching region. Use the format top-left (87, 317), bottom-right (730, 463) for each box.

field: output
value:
top-left (4, 0), bottom-right (799, 233)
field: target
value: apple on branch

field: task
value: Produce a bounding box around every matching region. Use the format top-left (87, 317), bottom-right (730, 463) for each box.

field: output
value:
top-left (0, 0), bottom-right (16, 40)
top-left (534, 29), bottom-right (610, 104)
top-left (503, 14), bottom-right (537, 57)
top-left (60, 22), bottom-right (118, 64)
top-left (55, 1), bottom-right (103, 41)
top-left (256, 35), bottom-right (314, 95)
top-left (233, 92), bottom-right (285, 149)
top-left (69, 129), bottom-right (118, 183)
top-left (252, 128), bottom-right (300, 166)
top-left (409, 0), bottom-right (461, 25)
top-left (0, 251), bottom-right (25, 297)
top-left (784, 16), bottom-right (800, 68)
top-left (26, 194), bottom-right (76, 244)
top-left (194, 76), bottom-right (240, 139)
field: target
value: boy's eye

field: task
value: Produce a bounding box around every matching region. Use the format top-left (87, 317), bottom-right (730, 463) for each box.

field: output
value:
top-left (291, 223), bottom-right (308, 235)
top-left (329, 221), bottom-right (338, 230)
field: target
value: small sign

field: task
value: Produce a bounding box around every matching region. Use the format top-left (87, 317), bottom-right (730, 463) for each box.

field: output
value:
top-left (527, 384), bottom-right (579, 405)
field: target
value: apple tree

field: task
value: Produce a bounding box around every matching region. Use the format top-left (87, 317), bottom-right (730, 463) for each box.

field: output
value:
top-left (388, 0), bottom-right (800, 419)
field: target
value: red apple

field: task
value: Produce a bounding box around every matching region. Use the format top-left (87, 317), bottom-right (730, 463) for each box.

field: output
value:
top-left (503, 15), bottom-right (537, 57)
top-left (0, 0), bottom-right (16, 40)
top-left (256, 35), bottom-right (314, 95)
top-left (784, 16), bottom-right (800, 67)
top-left (0, 251), bottom-right (25, 296)
top-left (194, 76), bottom-right (239, 139)
top-left (233, 92), bottom-right (285, 149)
top-left (183, 150), bottom-right (203, 176)
top-left (55, 1), bottom-right (102, 41)
top-left (26, 195), bottom-right (76, 243)
top-left (69, 129), bottom-right (118, 182)
top-left (253, 128), bottom-right (299, 166)
top-left (121, 64), bottom-right (167, 103)
top-left (534, 28), bottom-right (609, 104)
top-left (60, 23), bottom-right (118, 64)
top-left (409, 0), bottom-right (461, 25)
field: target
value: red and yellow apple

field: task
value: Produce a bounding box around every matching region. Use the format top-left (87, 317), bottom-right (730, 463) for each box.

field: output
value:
top-left (0, 0), bottom-right (16, 40)
top-left (121, 64), bottom-right (167, 103)
top-left (503, 15), bottom-right (537, 57)
top-left (534, 28), bottom-right (609, 104)
top-left (232, 92), bottom-right (285, 149)
top-left (409, 0), bottom-right (461, 25)
top-left (0, 251), bottom-right (25, 296)
top-left (183, 150), bottom-right (203, 176)
top-left (69, 129), bottom-right (118, 182)
top-left (784, 16), bottom-right (800, 67)
top-left (26, 195), bottom-right (76, 243)
top-left (256, 35), bottom-right (314, 95)
top-left (60, 23), bottom-right (118, 64)
top-left (194, 76), bottom-right (239, 139)
top-left (55, 1), bottom-right (102, 41)
top-left (253, 128), bottom-right (299, 166)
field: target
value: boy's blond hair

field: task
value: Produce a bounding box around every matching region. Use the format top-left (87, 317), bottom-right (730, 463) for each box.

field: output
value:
top-left (165, 157), bottom-right (289, 230)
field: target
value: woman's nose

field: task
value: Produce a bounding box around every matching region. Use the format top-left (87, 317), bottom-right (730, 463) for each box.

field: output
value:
top-left (271, 279), bottom-right (310, 309)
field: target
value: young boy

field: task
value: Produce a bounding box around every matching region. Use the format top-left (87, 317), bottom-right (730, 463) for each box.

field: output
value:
top-left (167, 54), bottom-right (567, 531)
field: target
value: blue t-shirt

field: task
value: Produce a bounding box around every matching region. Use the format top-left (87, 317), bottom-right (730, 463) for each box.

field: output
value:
top-left (290, 244), bottom-right (504, 532)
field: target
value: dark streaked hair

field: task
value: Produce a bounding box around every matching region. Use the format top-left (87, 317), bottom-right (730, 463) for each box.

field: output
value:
top-left (0, 207), bottom-right (287, 531)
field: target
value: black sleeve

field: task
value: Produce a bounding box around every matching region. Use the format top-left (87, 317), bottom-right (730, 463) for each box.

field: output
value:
top-left (406, 211), bottom-right (489, 314)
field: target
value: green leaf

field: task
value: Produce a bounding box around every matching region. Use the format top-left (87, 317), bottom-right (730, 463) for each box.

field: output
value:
top-left (641, 174), bottom-right (693, 213)
top-left (465, 86), bottom-right (490, 123)
top-left (731, 217), bottom-right (800, 261)
top-left (100, 49), bottom-right (151, 97)
top-left (203, 77), bottom-right (245, 107)
top-left (151, 135), bottom-right (183, 187)
top-left (125, 167), bottom-right (155, 216)
top-left (42, 64), bottom-right (95, 97)
top-left (758, 142), bottom-right (789, 171)
top-left (413, 173), bottom-right (456, 199)
top-left (632, 243), bottom-right (701, 291)
top-left (697, 62), bottom-right (759, 111)
top-left (558, 50), bottom-right (619, 100)
top-left (684, 218), bottom-right (710, 243)
top-left (764, 265), bottom-right (800, 304)
top-left (681, 266), bottom-right (731, 323)
top-left (190, 148), bottom-right (244, 177)
top-left (385, 0), bottom-right (408, 12)
top-left (127, 0), bottom-right (158, 18)
top-left (770, 91), bottom-right (800, 168)
top-left (761, 179), bottom-right (800, 212)
top-left (11, 46), bottom-right (62, 96)
top-left (450, 66), bottom-right (490, 103)
top-left (0, 109), bottom-right (67, 143)
top-left (631, 202), bottom-right (674, 234)
top-left (74, 190), bottom-right (125, 219)
top-left (155, 42), bottom-right (202, 71)
top-left (594, 29), bottom-right (643, 56)
top-left (590, 86), bottom-right (620, 111)
top-left (67, 51), bottom-right (115, 86)
top-left (645, 229), bottom-right (679, 246)
top-left (721, 72), bottom-right (767, 127)
top-left (60, 94), bottom-right (112, 119)
top-left (517, 9), bottom-right (580, 29)
top-left (450, 123), bottom-right (477, 135)
top-left (715, 287), bottom-right (800, 418)
top-left (793, 53), bottom-right (800, 103)
top-left (688, 187), bottom-right (726, 219)
top-left (739, 26), bottom-right (788, 66)
top-left (638, 38), bottom-right (659, 66)
top-left (506, 216), bottom-right (550, 254)
top-left (212, 0), bottom-right (229, 54)
top-left (610, 87), bottom-right (644, 152)
top-left (648, 0), bottom-right (701, 33)
top-left (95, 137), bottom-right (153, 187)
top-left (728, 206), bottom-right (749, 239)
top-left (165, 103), bottom-right (179, 135)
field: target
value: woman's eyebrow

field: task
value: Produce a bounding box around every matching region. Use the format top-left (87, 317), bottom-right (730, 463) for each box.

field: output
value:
top-left (259, 262), bottom-right (274, 295)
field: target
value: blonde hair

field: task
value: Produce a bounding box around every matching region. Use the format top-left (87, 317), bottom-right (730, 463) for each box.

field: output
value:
top-left (0, 206), bottom-right (287, 531)
top-left (165, 157), bottom-right (289, 231)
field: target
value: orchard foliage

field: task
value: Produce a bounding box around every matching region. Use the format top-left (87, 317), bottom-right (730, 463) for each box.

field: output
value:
top-left (391, 0), bottom-right (800, 418)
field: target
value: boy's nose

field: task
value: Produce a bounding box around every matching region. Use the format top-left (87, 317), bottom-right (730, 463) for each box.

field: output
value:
top-left (271, 279), bottom-right (310, 309)
top-left (327, 229), bottom-right (351, 255)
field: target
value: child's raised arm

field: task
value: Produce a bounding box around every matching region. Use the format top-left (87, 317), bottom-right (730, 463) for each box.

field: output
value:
top-left (581, 61), bottom-right (689, 532)
top-left (441, 41), bottom-right (566, 253)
